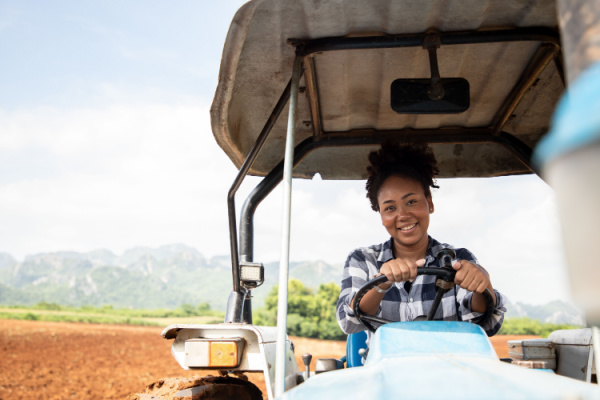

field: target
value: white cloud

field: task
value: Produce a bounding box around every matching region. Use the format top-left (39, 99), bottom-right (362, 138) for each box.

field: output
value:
top-left (0, 101), bottom-right (239, 259)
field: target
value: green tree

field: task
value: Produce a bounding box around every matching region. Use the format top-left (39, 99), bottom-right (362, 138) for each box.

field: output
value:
top-left (180, 303), bottom-right (196, 316)
top-left (254, 279), bottom-right (345, 340)
top-left (197, 302), bottom-right (211, 313)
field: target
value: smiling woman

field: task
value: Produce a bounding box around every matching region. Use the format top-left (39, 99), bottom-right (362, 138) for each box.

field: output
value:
top-left (336, 142), bottom-right (507, 347)
top-left (378, 175), bottom-right (433, 254)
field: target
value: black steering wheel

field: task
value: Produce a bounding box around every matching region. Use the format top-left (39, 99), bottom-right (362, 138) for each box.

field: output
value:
top-left (352, 249), bottom-right (494, 332)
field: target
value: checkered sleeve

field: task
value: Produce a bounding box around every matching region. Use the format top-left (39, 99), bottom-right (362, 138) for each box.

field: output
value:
top-left (336, 249), bottom-right (372, 334)
top-left (459, 289), bottom-right (507, 336)
top-left (455, 248), bottom-right (507, 336)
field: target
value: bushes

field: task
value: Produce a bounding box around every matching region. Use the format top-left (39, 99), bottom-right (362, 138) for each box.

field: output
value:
top-left (498, 317), bottom-right (581, 338)
top-left (254, 280), bottom-right (345, 340)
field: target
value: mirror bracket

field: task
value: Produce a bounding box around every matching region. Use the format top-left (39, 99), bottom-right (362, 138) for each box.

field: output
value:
top-left (390, 31), bottom-right (470, 114)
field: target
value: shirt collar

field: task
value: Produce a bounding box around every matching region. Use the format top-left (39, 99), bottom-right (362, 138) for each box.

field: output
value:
top-left (377, 236), bottom-right (440, 269)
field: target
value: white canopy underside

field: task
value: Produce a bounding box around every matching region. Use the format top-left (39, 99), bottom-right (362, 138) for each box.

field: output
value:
top-left (211, 0), bottom-right (562, 179)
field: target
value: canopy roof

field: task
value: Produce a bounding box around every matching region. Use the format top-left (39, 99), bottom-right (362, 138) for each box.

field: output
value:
top-left (210, 0), bottom-right (563, 179)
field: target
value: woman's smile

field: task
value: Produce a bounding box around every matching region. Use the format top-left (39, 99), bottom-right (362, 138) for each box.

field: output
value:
top-left (398, 223), bottom-right (417, 232)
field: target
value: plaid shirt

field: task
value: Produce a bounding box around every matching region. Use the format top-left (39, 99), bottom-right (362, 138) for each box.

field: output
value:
top-left (337, 236), bottom-right (506, 345)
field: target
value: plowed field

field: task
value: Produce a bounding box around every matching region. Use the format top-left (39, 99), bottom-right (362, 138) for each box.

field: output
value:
top-left (0, 319), bottom-right (537, 399)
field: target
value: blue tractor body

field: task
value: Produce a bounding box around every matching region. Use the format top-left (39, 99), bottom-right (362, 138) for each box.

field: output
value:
top-left (280, 322), bottom-right (600, 400)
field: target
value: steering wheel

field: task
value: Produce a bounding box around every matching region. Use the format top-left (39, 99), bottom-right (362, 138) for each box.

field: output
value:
top-left (352, 250), bottom-right (494, 332)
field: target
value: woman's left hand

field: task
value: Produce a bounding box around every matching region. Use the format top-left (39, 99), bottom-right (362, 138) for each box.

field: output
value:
top-left (452, 260), bottom-right (497, 312)
top-left (452, 260), bottom-right (489, 293)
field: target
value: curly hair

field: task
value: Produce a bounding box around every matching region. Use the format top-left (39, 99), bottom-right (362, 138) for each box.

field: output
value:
top-left (366, 142), bottom-right (440, 211)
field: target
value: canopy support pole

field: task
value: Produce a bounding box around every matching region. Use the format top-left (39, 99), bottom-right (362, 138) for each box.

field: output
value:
top-left (224, 77), bottom-right (294, 324)
top-left (275, 55), bottom-right (302, 397)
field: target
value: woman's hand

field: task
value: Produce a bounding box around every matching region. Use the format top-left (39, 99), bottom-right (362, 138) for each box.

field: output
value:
top-left (452, 260), bottom-right (497, 312)
top-left (353, 258), bottom-right (425, 315)
top-left (379, 258), bottom-right (426, 289)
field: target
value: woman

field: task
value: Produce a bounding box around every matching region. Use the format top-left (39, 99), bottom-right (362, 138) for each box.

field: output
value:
top-left (336, 142), bottom-right (506, 343)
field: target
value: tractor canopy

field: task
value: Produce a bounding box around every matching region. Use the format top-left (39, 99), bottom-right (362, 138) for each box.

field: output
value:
top-left (210, 0), bottom-right (563, 180)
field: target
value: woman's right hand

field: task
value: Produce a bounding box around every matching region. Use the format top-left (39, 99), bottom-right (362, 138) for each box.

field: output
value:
top-left (379, 258), bottom-right (425, 287)
top-left (356, 258), bottom-right (425, 315)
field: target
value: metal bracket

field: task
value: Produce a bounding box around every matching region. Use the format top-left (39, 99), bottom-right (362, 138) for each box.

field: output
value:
top-left (436, 279), bottom-right (455, 290)
top-left (423, 32), bottom-right (444, 100)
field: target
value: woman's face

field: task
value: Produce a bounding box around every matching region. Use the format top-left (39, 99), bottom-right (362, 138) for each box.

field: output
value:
top-left (377, 175), bottom-right (433, 253)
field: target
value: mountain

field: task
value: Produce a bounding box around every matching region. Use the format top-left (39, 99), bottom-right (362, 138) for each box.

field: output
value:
top-left (0, 253), bottom-right (16, 269)
top-left (504, 300), bottom-right (585, 326)
top-left (0, 246), bottom-right (587, 326)
top-left (0, 245), bottom-right (341, 311)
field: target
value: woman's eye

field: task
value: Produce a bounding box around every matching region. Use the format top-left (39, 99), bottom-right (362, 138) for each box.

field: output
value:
top-left (385, 206), bottom-right (395, 212)
top-left (407, 200), bottom-right (416, 206)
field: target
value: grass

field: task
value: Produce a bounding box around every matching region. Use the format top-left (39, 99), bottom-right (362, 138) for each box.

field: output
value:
top-left (0, 303), bottom-right (224, 327)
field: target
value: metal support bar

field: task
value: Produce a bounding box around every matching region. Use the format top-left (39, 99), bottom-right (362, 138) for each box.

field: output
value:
top-left (292, 27), bottom-right (559, 57)
top-left (275, 55), bottom-right (302, 397)
top-left (304, 56), bottom-right (323, 137)
top-left (493, 132), bottom-right (534, 171)
top-left (593, 326), bottom-right (600, 384)
top-left (224, 289), bottom-right (246, 324)
top-left (242, 290), bottom-right (253, 323)
top-left (427, 288), bottom-right (447, 320)
top-left (423, 32), bottom-right (444, 100)
top-left (492, 43), bottom-right (560, 134)
top-left (240, 167), bottom-right (283, 262)
top-left (314, 129), bottom-right (534, 169)
top-left (226, 79), bottom-right (293, 294)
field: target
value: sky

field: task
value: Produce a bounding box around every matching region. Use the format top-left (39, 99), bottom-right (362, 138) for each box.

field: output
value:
top-left (0, 0), bottom-right (573, 305)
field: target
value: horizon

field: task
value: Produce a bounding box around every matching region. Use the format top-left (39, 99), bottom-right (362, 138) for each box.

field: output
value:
top-left (0, 239), bottom-right (574, 308)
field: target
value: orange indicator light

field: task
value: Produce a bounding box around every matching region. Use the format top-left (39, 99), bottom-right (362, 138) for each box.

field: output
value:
top-left (210, 341), bottom-right (238, 367)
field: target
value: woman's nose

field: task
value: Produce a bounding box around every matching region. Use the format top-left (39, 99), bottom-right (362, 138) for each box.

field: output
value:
top-left (396, 207), bottom-right (410, 219)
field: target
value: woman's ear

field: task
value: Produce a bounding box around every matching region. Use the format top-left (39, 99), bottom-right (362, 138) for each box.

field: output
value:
top-left (428, 196), bottom-right (434, 213)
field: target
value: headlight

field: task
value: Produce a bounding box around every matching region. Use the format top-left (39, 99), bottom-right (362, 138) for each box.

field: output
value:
top-left (240, 262), bottom-right (264, 289)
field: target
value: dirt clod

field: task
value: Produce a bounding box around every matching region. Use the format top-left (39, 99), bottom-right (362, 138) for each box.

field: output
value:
top-left (129, 376), bottom-right (262, 400)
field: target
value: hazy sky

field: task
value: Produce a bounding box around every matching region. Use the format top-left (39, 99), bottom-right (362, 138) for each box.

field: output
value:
top-left (0, 1), bottom-right (572, 305)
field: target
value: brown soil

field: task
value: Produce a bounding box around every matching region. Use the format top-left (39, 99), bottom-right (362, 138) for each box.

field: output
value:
top-left (0, 319), bottom-right (537, 399)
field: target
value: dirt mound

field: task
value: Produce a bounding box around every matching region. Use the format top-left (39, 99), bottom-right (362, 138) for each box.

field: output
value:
top-left (129, 376), bottom-right (262, 400)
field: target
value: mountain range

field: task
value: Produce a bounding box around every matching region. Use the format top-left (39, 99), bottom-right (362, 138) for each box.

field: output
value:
top-left (0, 244), bottom-right (585, 325)
top-left (0, 244), bottom-right (339, 311)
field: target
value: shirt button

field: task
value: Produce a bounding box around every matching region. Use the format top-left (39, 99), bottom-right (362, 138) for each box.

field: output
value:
top-left (409, 298), bottom-right (413, 302)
